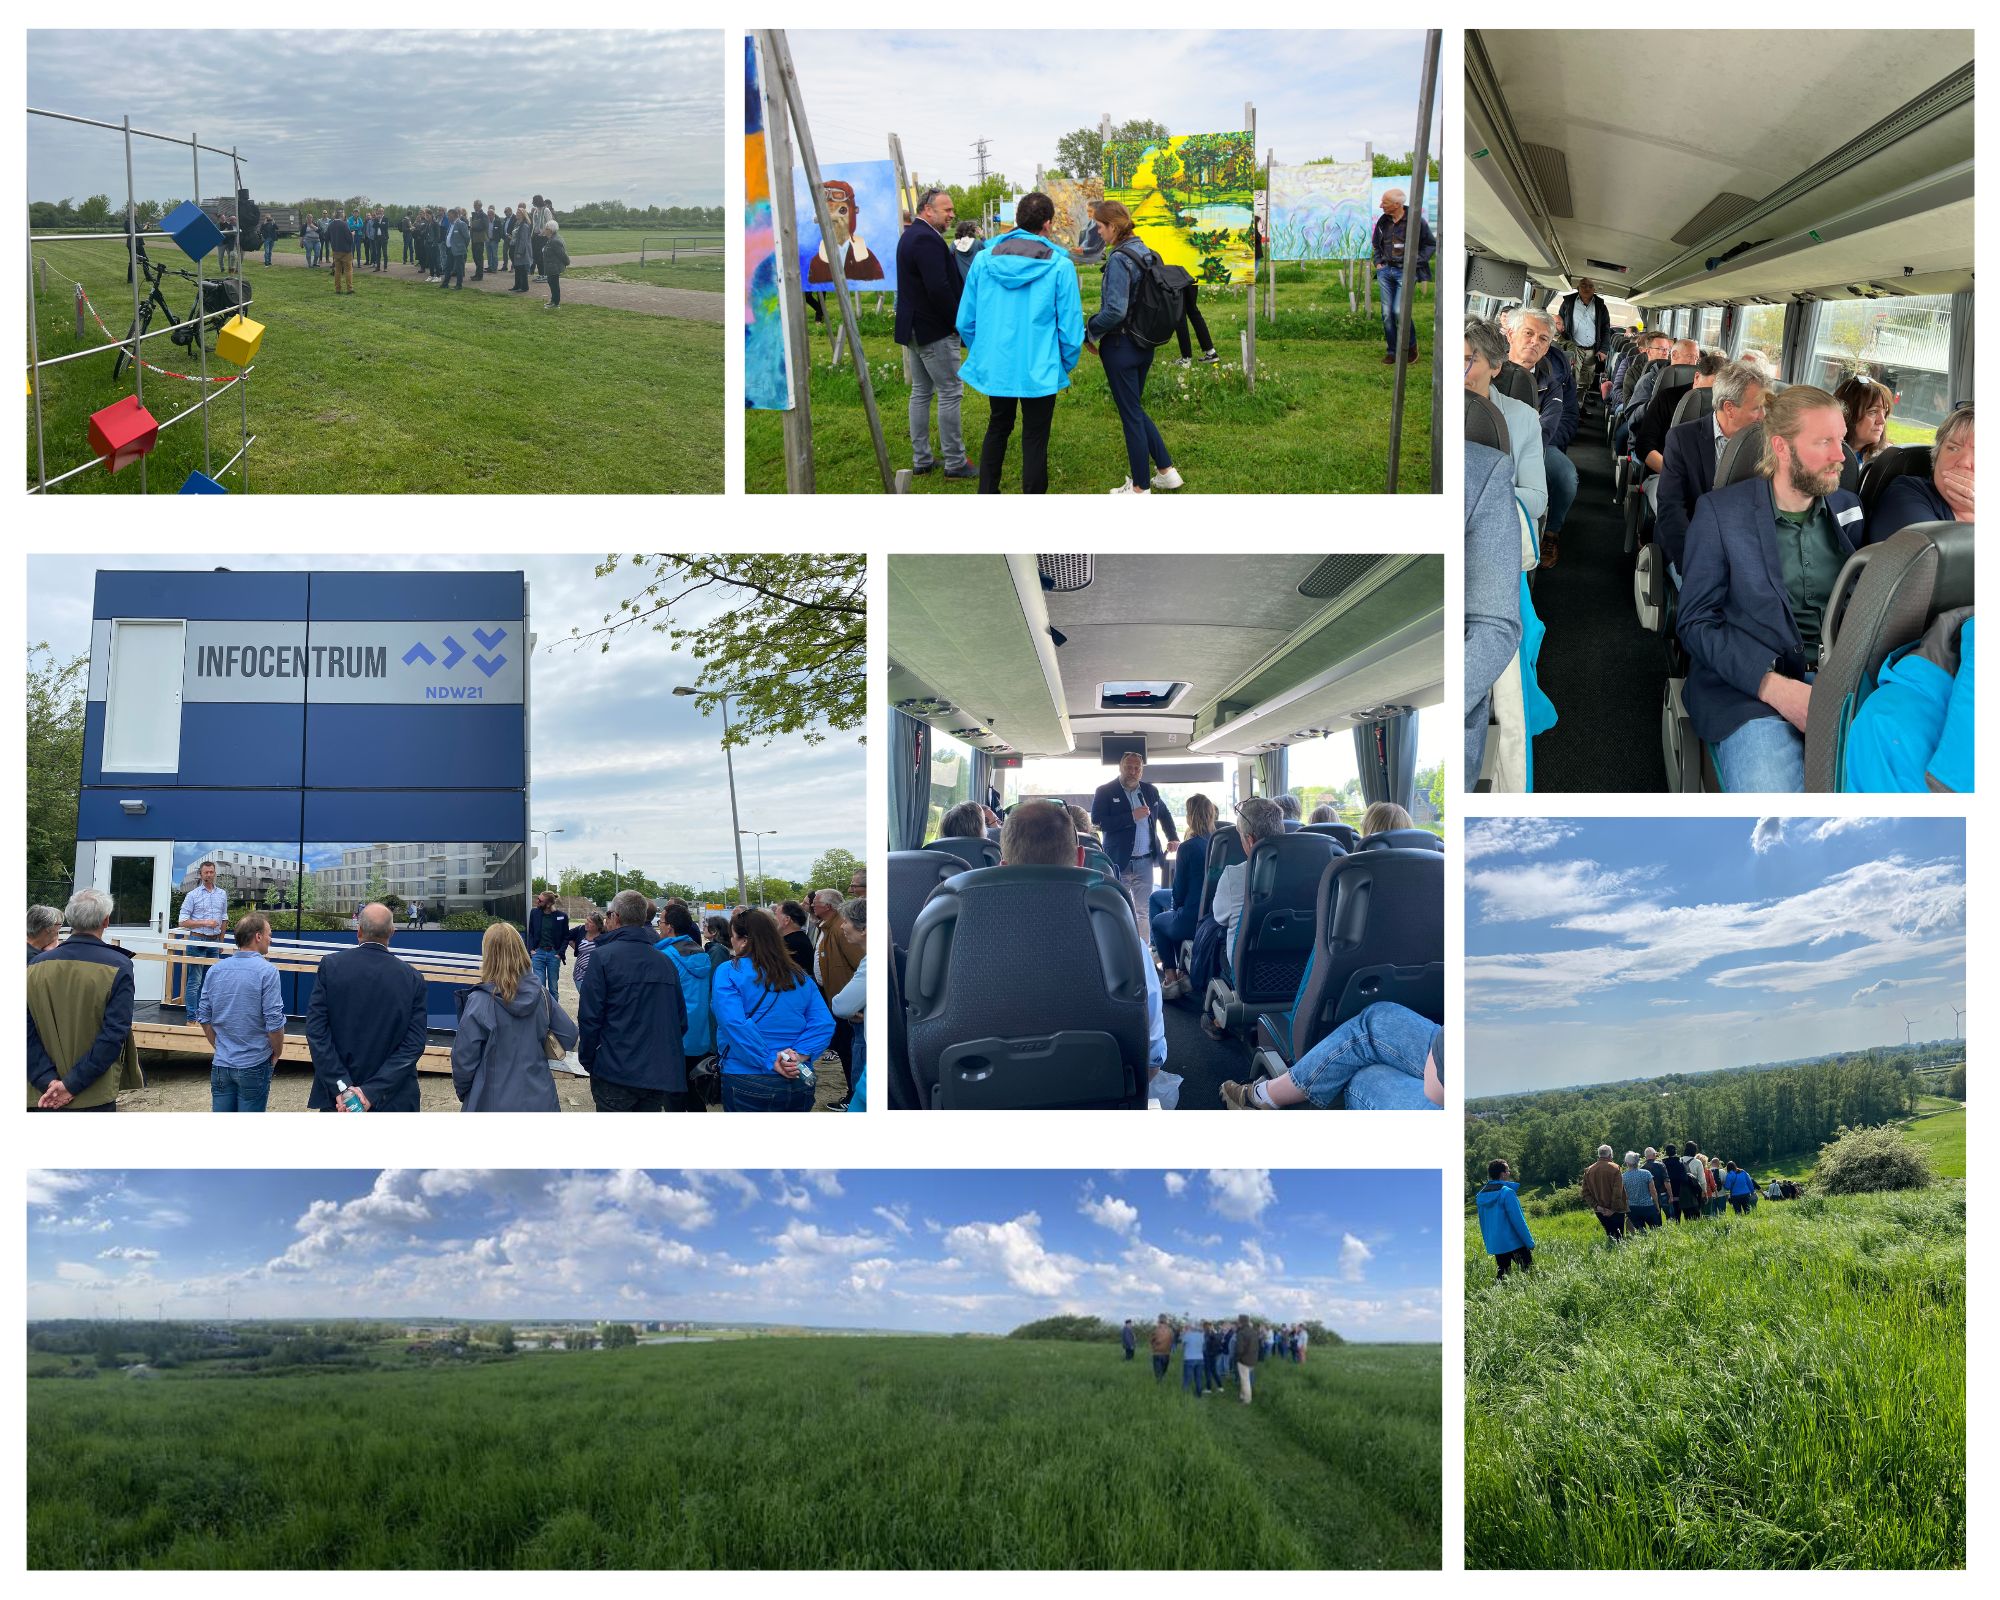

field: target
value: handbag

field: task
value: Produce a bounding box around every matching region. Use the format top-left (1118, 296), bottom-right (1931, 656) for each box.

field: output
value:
top-left (541, 990), bottom-right (566, 1061)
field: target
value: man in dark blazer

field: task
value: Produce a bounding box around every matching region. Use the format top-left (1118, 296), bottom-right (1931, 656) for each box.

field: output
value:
top-left (1089, 750), bottom-right (1180, 947)
top-left (1556, 277), bottom-right (1613, 389)
top-left (1677, 385), bottom-right (1863, 793)
top-left (1655, 358), bottom-right (1768, 574)
top-left (304, 903), bottom-right (428, 1111)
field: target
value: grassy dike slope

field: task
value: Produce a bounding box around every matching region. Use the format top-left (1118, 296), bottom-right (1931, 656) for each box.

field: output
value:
top-left (1463, 1184), bottom-right (1965, 1568)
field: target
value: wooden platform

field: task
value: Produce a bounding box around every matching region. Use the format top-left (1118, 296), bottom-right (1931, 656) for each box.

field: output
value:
top-left (130, 1000), bottom-right (457, 1072)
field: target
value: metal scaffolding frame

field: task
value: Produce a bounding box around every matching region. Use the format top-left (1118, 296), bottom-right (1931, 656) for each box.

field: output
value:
top-left (25, 107), bottom-right (255, 495)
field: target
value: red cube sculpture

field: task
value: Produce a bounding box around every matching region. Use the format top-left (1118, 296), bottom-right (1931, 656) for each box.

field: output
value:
top-left (87, 396), bottom-right (160, 474)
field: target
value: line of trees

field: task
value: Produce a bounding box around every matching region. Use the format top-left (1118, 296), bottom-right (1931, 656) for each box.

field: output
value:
top-left (1464, 1052), bottom-right (1945, 1195)
top-left (31, 195), bottom-right (722, 233)
top-left (535, 848), bottom-right (862, 909)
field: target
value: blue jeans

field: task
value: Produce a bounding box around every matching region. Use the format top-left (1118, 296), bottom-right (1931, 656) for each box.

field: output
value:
top-left (1376, 267), bottom-right (1417, 353)
top-left (1149, 887), bottom-right (1195, 968)
top-left (1099, 333), bottom-right (1171, 485)
top-left (1182, 1356), bottom-right (1206, 1395)
top-left (304, 241), bottom-right (319, 267)
top-left (1545, 446), bottom-right (1578, 533)
top-left (488, 237), bottom-right (500, 272)
top-left (183, 960), bottom-right (207, 1018)
top-left (1714, 713), bottom-right (1805, 792)
top-left (1118, 855), bottom-right (1156, 946)
top-left (908, 336), bottom-right (965, 469)
top-left (1289, 1002), bottom-right (1441, 1110)
top-left (210, 1058), bottom-right (273, 1112)
top-left (1152, 1354), bottom-right (1169, 1381)
top-left (262, 241), bottom-right (274, 265)
top-left (719, 1071), bottom-right (815, 1113)
top-left (532, 950), bottom-right (562, 996)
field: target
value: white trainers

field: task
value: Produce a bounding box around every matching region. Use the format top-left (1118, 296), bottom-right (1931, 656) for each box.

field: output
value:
top-left (1150, 467), bottom-right (1184, 491)
top-left (1107, 479), bottom-right (1150, 495)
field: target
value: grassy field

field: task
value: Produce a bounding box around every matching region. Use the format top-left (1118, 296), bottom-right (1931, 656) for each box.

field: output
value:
top-left (567, 256), bottom-right (724, 291)
top-left (26, 237), bottom-right (721, 493)
top-left (745, 261), bottom-right (1435, 493)
top-left (1464, 1180), bottom-right (1965, 1569)
top-left (269, 228), bottom-right (721, 260)
top-left (1900, 1102), bottom-right (1966, 1177)
top-left (28, 1335), bottom-right (1440, 1569)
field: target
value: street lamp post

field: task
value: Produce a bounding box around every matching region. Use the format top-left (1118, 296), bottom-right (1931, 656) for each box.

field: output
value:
top-left (739, 829), bottom-right (776, 901)
top-left (675, 684), bottom-right (750, 907)
top-left (533, 827), bottom-right (565, 895)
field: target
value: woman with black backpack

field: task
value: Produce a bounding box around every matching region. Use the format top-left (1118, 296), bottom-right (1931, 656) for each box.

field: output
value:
top-left (1083, 201), bottom-right (1183, 495)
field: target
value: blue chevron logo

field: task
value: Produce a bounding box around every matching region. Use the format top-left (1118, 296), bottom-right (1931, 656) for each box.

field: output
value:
top-left (440, 635), bottom-right (466, 670)
top-left (472, 653), bottom-right (507, 679)
top-left (472, 626), bottom-right (507, 650)
top-left (401, 641), bottom-right (436, 666)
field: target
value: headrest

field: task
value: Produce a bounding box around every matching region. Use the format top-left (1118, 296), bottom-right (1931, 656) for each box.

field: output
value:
top-left (1717, 420), bottom-right (1766, 488)
top-left (1464, 390), bottom-right (1510, 454)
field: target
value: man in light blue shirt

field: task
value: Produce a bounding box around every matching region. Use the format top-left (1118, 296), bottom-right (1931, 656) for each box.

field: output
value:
top-left (194, 913), bottom-right (286, 1112)
top-left (1180, 1319), bottom-right (1209, 1397)
top-left (177, 860), bottom-right (230, 1020)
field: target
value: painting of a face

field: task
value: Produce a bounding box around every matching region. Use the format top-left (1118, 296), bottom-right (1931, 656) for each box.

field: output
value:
top-left (822, 181), bottom-right (857, 247)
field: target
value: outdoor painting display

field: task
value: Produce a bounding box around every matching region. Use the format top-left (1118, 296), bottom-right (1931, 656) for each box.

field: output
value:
top-left (1268, 160), bottom-right (1373, 261)
top-left (743, 35), bottom-right (793, 411)
top-left (792, 159), bottom-right (899, 295)
top-left (1103, 132), bottom-right (1257, 286)
top-left (1041, 176), bottom-right (1103, 252)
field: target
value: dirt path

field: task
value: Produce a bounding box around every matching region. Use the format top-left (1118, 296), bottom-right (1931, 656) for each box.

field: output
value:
top-left (259, 249), bottom-right (724, 323)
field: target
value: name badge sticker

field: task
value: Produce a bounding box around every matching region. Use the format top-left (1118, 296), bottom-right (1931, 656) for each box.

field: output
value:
top-left (1836, 505), bottom-right (1864, 526)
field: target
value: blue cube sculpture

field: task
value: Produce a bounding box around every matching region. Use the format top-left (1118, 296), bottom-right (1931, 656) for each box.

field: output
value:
top-left (178, 470), bottom-right (228, 495)
top-left (159, 200), bottom-right (222, 263)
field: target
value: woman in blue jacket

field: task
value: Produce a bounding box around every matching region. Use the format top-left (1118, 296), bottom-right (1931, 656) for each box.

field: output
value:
top-left (956, 192), bottom-right (1084, 495)
top-left (653, 902), bottom-right (717, 1065)
top-left (713, 907), bottom-right (834, 1113)
top-left (1149, 793), bottom-right (1216, 999)
top-left (1084, 201), bottom-right (1180, 495)
top-left (1475, 1160), bottom-right (1536, 1279)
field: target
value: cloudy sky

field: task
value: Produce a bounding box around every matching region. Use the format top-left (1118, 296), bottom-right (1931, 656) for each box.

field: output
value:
top-left (782, 30), bottom-right (1440, 194)
top-left (27, 31), bottom-right (721, 210)
top-left (28, 554), bottom-right (864, 890)
top-left (1465, 816), bottom-right (1967, 1096)
top-left (26, 1169), bottom-right (1442, 1338)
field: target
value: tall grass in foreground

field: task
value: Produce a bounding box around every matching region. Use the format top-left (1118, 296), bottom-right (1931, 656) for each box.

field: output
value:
top-left (30, 1336), bottom-right (1439, 1569)
top-left (1464, 1187), bottom-right (1965, 1568)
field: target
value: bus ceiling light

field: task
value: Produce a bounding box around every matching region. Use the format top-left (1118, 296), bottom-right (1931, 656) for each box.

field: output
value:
top-left (119, 799), bottom-right (147, 815)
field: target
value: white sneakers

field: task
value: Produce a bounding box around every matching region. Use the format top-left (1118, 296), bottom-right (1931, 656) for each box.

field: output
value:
top-left (1150, 467), bottom-right (1184, 491)
top-left (1108, 479), bottom-right (1149, 495)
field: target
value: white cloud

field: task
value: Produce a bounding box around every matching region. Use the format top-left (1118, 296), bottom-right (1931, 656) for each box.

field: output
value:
top-left (1806, 817), bottom-right (1882, 844)
top-left (98, 1246), bottom-right (159, 1262)
top-left (943, 1213), bottom-right (1080, 1296)
top-left (771, 1221), bottom-right (882, 1259)
top-left (1648, 998), bottom-right (1691, 1007)
top-left (871, 1204), bottom-right (913, 1237)
top-left (1338, 1233), bottom-right (1373, 1282)
top-left (1464, 818), bottom-right (1580, 861)
top-left (26, 1171), bottom-right (95, 1208)
top-left (55, 1261), bottom-right (105, 1283)
top-left (1751, 817), bottom-right (1787, 854)
top-left (797, 1171), bottom-right (845, 1197)
top-left (1468, 859), bottom-right (1655, 924)
top-left (1851, 978), bottom-right (1902, 1004)
top-left (1205, 1170), bottom-right (1276, 1223)
top-left (1162, 1172), bottom-right (1187, 1197)
top-left (772, 1186), bottom-right (815, 1212)
top-left (1079, 1191), bottom-right (1140, 1236)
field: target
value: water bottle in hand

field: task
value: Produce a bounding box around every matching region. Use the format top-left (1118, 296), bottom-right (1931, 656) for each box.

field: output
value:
top-left (336, 1077), bottom-right (365, 1113)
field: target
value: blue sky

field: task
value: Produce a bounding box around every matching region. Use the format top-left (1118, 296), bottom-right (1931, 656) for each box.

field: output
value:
top-left (1465, 817), bottom-right (1967, 1096)
top-left (28, 31), bottom-right (721, 211)
top-left (29, 555), bottom-right (864, 890)
top-left (785, 31), bottom-right (1440, 192)
top-left (26, 1170), bottom-right (1441, 1339)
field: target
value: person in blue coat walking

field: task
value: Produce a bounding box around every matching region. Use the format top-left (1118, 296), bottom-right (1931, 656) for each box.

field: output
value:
top-left (956, 192), bottom-right (1084, 495)
top-left (1476, 1160), bottom-right (1536, 1279)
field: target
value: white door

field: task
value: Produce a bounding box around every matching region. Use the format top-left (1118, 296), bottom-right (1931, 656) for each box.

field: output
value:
top-left (92, 841), bottom-right (173, 1005)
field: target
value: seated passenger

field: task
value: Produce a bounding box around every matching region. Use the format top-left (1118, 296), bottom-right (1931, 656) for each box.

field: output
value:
top-left (1464, 316), bottom-right (1548, 528)
top-left (1655, 359), bottom-right (1767, 574)
top-left (998, 800), bottom-right (1165, 1082)
top-left (1276, 792), bottom-right (1303, 831)
top-left (1219, 1002), bottom-right (1442, 1111)
top-left (1064, 803), bottom-right (1096, 841)
top-left (1874, 404), bottom-right (1974, 539)
top-left (1360, 801), bottom-right (1412, 835)
top-left (1503, 307), bottom-right (1580, 558)
top-left (1464, 442), bottom-right (1525, 786)
top-left (1678, 384), bottom-right (1863, 792)
top-left (1207, 795), bottom-right (1285, 978)
top-left (1834, 374), bottom-right (1896, 474)
top-left (1306, 803), bottom-right (1341, 824)
top-left (1618, 331), bottom-right (1672, 432)
top-left (1148, 792), bottom-right (1216, 999)
top-left (936, 801), bottom-right (987, 840)
top-left (1638, 343), bottom-right (1721, 474)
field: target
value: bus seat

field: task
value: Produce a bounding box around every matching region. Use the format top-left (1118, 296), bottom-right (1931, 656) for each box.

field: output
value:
top-left (1079, 844), bottom-right (1116, 882)
top-left (887, 849), bottom-right (960, 953)
top-left (924, 836), bottom-right (1000, 872)
top-left (1672, 386), bottom-right (1715, 429)
top-left (1360, 828), bottom-right (1443, 852)
top-left (1180, 824), bottom-right (1244, 976)
top-left (904, 865), bottom-right (1151, 1109)
top-left (1716, 420), bottom-right (1766, 489)
top-left (1804, 520), bottom-right (1974, 792)
top-left (1302, 822), bottom-right (1360, 851)
top-left (1496, 360), bottom-right (1536, 408)
top-left (1465, 390), bottom-right (1511, 455)
top-left (1858, 445), bottom-right (1932, 523)
top-left (887, 944), bottom-right (919, 1110)
top-left (1248, 849), bottom-right (1445, 1086)
top-left (1204, 832), bottom-right (1340, 1036)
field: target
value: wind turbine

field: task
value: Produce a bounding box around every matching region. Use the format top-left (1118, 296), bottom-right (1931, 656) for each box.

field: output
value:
top-left (1900, 1010), bottom-right (1915, 1047)
top-left (1950, 1003), bottom-right (1965, 1040)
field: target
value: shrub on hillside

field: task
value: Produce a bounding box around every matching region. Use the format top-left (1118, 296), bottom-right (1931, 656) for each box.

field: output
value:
top-left (1815, 1122), bottom-right (1934, 1195)
top-left (1007, 1315), bottom-right (1119, 1342)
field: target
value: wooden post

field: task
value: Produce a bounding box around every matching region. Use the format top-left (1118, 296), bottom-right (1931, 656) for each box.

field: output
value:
top-left (1363, 141), bottom-right (1374, 320)
top-left (1384, 29), bottom-right (1440, 495)
top-left (756, 31), bottom-right (816, 493)
top-left (768, 29), bottom-right (897, 493)
top-left (75, 281), bottom-right (85, 340)
top-left (1264, 145), bottom-right (1276, 322)
top-left (1428, 154), bottom-right (1443, 495)
top-left (1244, 103), bottom-right (1256, 383)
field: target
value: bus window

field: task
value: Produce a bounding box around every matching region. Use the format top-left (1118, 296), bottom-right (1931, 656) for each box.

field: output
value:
top-left (1806, 294), bottom-right (1954, 436)
top-left (1695, 307), bottom-right (1724, 349)
top-left (1729, 303), bottom-right (1787, 371)
top-left (887, 551), bottom-right (1446, 1111)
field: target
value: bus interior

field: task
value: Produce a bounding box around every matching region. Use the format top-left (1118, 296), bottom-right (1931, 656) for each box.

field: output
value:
top-left (886, 553), bottom-right (1446, 1110)
top-left (1465, 28), bottom-right (1974, 792)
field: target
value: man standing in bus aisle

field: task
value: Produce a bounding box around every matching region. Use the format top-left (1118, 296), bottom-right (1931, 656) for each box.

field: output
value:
top-left (1557, 276), bottom-right (1612, 392)
top-left (1090, 749), bottom-right (1179, 949)
top-left (1371, 186), bottom-right (1436, 364)
top-left (177, 859), bottom-right (230, 1021)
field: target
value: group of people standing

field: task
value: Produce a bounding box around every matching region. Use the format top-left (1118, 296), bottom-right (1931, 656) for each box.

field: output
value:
top-left (296, 197), bottom-right (569, 307)
top-left (1125, 1314), bottom-right (1311, 1404)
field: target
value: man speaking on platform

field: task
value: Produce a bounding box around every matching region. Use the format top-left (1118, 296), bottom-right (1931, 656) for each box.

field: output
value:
top-left (1090, 750), bottom-right (1178, 947)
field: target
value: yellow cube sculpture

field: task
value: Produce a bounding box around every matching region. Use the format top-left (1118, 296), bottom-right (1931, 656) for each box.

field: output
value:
top-left (215, 313), bottom-right (265, 366)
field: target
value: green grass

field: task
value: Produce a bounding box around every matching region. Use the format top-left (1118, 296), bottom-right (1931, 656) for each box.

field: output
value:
top-left (745, 263), bottom-right (1434, 493)
top-left (566, 256), bottom-right (724, 291)
top-left (26, 238), bottom-right (721, 493)
top-left (28, 1336), bottom-right (1440, 1568)
top-left (1884, 416), bottom-right (1940, 446)
top-left (264, 227), bottom-right (719, 260)
top-left (1899, 1104), bottom-right (1965, 1178)
top-left (1464, 1185), bottom-right (1965, 1568)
